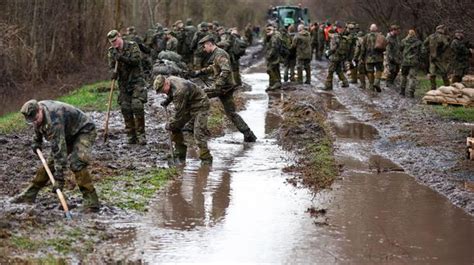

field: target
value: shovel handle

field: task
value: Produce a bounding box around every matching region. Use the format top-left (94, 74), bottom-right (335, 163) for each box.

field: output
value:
top-left (103, 61), bottom-right (119, 143)
top-left (36, 149), bottom-right (72, 220)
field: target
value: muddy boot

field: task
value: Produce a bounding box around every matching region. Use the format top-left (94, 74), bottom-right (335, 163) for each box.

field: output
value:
top-left (337, 72), bottom-right (349, 87)
top-left (270, 82), bottom-right (282, 90)
top-left (243, 129), bottom-right (257, 142)
top-left (199, 149), bottom-right (213, 165)
top-left (305, 67), bottom-right (311, 84)
top-left (452, 75), bottom-right (462, 83)
top-left (135, 114), bottom-right (146, 145)
top-left (123, 114), bottom-right (137, 144)
top-left (75, 168), bottom-right (100, 213)
top-left (374, 71), bottom-right (382, 92)
top-left (367, 72), bottom-right (375, 91)
top-left (429, 75), bottom-right (437, 90)
top-left (324, 79), bottom-right (333, 90)
top-left (358, 74), bottom-right (366, 89)
top-left (283, 68), bottom-right (289, 82)
top-left (11, 184), bottom-right (42, 204)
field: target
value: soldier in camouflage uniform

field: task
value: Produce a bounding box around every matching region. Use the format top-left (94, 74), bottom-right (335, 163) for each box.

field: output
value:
top-left (107, 30), bottom-right (147, 145)
top-left (385, 25), bottom-right (402, 88)
top-left (191, 22), bottom-right (211, 69)
top-left (165, 28), bottom-right (178, 52)
top-left (353, 31), bottom-right (367, 88)
top-left (12, 100), bottom-right (100, 212)
top-left (245, 23), bottom-right (254, 45)
top-left (229, 28), bottom-right (248, 86)
top-left (181, 19), bottom-right (197, 66)
top-left (280, 26), bottom-right (295, 82)
top-left (193, 35), bottom-right (257, 142)
top-left (317, 23), bottom-right (327, 61)
top-left (154, 75), bottom-right (213, 164)
top-left (292, 24), bottom-right (312, 84)
top-left (265, 25), bottom-right (282, 90)
top-left (324, 23), bottom-right (350, 90)
top-left (124, 26), bottom-right (153, 82)
top-left (310, 22), bottom-right (320, 60)
top-left (423, 25), bottom-right (451, 89)
top-left (450, 30), bottom-right (473, 83)
top-left (359, 24), bottom-right (385, 92)
top-left (400, 29), bottom-right (422, 97)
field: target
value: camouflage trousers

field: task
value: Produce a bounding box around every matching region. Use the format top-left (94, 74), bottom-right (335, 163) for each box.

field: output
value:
top-left (366, 62), bottom-right (384, 89)
top-left (401, 66), bottom-right (418, 97)
top-left (232, 63), bottom-right (242, 86)
top-left (296, 58), bottom-right (311, 84)
top-left (267, 62), bottom-right (281, 87)
top-left (311, 44), bottom-right (321, 60)
top-left (284, 57), bottom-right (296, 82)
top-left (325, 60), bottom-right (348, 88)
top-left (32, 129), bottom-right (97, 190)
top-left (170, 109), bottom-right (211, 160)
top-left (386, 62), bottom-right (401, 84)
top-left (218, 90), bottom-right (252, 134)
top-left (118, 83), bottom-right (147, 140)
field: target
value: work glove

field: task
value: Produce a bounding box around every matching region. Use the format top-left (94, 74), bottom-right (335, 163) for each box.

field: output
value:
top-left (31, 143), bottom-right (42, 156)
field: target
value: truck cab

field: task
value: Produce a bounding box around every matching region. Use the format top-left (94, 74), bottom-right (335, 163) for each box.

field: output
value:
top-left (267, 5), bottom-right (310, 29)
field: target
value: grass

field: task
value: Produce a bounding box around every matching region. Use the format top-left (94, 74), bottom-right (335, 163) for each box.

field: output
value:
top-left (417, 75), bottom-right (474, 122)
top-left (0, 80), bottom-right (116, 134)
top-left (207, 102), bottom-right (225, 135)
top-left (306, 137), bottom-right (338, 189)
top-left (98, 167), bottom-right (177, 211)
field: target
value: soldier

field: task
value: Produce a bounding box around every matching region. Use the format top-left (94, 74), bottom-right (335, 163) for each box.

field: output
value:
top-left (12, 100), bottom-right (100, 212)
top-left (265, 25), bottom-right (282, 90)
top-left (353, 31), bottom-right (367, 88)
top-left (190, 22), bottom-right (211, 69)
top-left (153, 75), bottom-right (213, 164)
top-left (107, 30), bottom-right (147, 145)
top-left (124, 26), bottom-right (153, 82)
top-left (244, 23), bottom-right (254, 45)
top-left (292, 24), bottom-right (312, 84)
top-left (359, 24), bottom-right (385, 92)
top-left (423, 25), bottom-right (451, 89)
top-left (324, 23), bottom-right (350, 90)
top-left (450, 29), bottom-right (473, 83)
top-left (229, 27), bottom-right (248, 86)
top-left (193, 35), bottom-right (257, 142)
top-left (165, 28), bottom-right (178, 52)
top-left (385, 25), bottom-right (402, 88)
top-left (281, 25), bottom-right (295, 82)
top-left (310, 22), bottom-right (320, 60)
top-left (400, 29), bottom-right (422, 97)
top-left (317, 22), bottom-right (327, 60)
top-left (344, 22), bottom-right (358, 84)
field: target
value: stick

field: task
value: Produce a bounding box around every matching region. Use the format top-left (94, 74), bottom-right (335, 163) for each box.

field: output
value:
top-left (36, 149), bottom-right (72, 220)
top-left (164, 107), bottom-right (175, 163)
top-left (103, 61), bottom-right (119, 143)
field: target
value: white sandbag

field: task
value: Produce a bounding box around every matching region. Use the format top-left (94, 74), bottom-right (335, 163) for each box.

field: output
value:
top-left (452, 82), bottom-right (465, 90)
top-left (461, 88), bottom-right (474, 98)
top-left (425, 90), bottom-right (445, 96)
top-left (438, 86), bottom-right (461, 95)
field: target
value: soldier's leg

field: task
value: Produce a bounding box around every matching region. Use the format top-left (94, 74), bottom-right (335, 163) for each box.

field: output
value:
top-left (193, 110), bottom-right (213, 163)
top-left (366, 63), bottom-right (375, 91)
top-left (271, 63), bottom-right (282, 90)
top-left (400, 66), bottom-right (409, 96)
top-left (283, 60), bottom-right (289, 82)
top-left (289, 59), bottom-right (296, 82)
top-left (304, 59), bottom-right (311, 84)
top-left (232, 64), bottom-right (242, 86)
top-left (171, 131), bottom-right (187, 160)
top-left (119, 91), bottom-right (137, 144)
top-left (132, 84), bottom-right (148, 145)
top-left (325, 61), bottom-right (336, 90)
top-left (296, 59), bottom-right (304, 84)
top-left (442, 74), bottom-right (450, 86)
top-left (219, 93), bottom-right (256, 142)
top-left (429, 75), bottom-right (437, 90)
top-left (11, 162), bottom-right (52, 203)
top-left (350, 63), bottom-right (358, 84)
top-left (374, 62), bottom-right (383, 92)
top-left (407, 67), bottom-right (418, 98)
top-left (358, 63), bottom-right (366, 89)
top-left (266, 64), bottom-right (275, 87)
top-left (336, 61), bottom-right (349, 87)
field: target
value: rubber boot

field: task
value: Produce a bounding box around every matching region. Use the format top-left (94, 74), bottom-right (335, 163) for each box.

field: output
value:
top-left (11, 184), bottom-right (42, 204)
top-left (123, 114), bottom-right (137, 144)
top-left (297, 68), bottom-right (303, 84)
top-left (429, 75), bottom-right (437, 90)
top-left (358, 74), bottom-right (366, 89)
top-left (324, 78), bottom-right (333, 90)
top-left (374, 71), bottom-right (382, 92)
top-left (135, 114), bottom-right (146, 145)
top-left (75, 168), bottom-right (100, 213)
top-left (337, 72), bottom-right (349, 87)
top-left (171, 132), bottom-right (187, 163)
top-left (452, 75), bottom-right (462, 83)
top-left (199, 149), bottom-right (213, 165)
top-left (283, 68), bottom-right (289, 82)
top-left (367, 72), bottom-right (375, 91)
top-left (243, 129), bottom-right (257, 142)
top-left (270, 82), bottom-right (282, 90)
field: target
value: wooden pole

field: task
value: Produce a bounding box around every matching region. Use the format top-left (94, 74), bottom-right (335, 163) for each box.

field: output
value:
top-left (103, 61), bottom-right (119, 143)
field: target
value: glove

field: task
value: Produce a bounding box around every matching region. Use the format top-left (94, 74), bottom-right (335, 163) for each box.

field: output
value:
top-left (51, 178), bottom-right (65, 193)
top-left (111, 71), bottom-right (118, 80)
top-left (31, 143), bottom-right (42, 156)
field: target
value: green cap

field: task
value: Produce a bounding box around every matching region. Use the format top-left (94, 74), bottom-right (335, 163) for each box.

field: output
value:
top-left (107, 30), bottom-right (119, 41)
top-left (153, 75), bottom-right (166, 92)
top-left (198, 35), bottom-right (214, 45)
top-left (20, 99), bottom-right (39, 121)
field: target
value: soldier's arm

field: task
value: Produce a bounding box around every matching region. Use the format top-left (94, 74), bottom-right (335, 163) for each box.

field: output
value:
top-left (215, 55), bottom-right (232, 87)
top-left (168, 89), bottom-right (188, 130)
top-left (358, 37), bottom-right (366, 62)
top-left (117, 43), bottom-right (141, 66)
top-left (48, 122), bottom-right (68, 178)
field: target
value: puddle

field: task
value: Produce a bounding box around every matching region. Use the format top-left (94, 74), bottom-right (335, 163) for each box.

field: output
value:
top-left (330, 121), bottom-right (379, 140)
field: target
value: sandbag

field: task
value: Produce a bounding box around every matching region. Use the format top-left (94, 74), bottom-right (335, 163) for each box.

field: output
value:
top-left (456, 98), bottom-right (471, 105)
top-left (157, 50), bottom-right (182, 63)
top-left (425, 90), bottom-right (445, 96)
top-left (452, 82), bottom-right (465, 90)
top-left (423, 95), bottom-right (437, 102)
top-left (152, 59), bottom-right (186, 77)
top-left (461, 88), bottom-right (474, 98)
top-left (438, 86), bottom-right (461, 95)
top-left (462, 75), bottom-right (474, 88)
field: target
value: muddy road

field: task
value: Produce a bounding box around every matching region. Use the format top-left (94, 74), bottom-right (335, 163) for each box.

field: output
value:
top-left (1, 51), bottom-right (473, 263)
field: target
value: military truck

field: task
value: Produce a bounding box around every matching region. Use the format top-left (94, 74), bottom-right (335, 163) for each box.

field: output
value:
top-left (267, 5), bottom-right (311, 29)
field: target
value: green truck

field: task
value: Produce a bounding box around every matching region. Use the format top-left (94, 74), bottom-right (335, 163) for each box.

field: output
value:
top-left (267, 5), bottom-right (311, 29)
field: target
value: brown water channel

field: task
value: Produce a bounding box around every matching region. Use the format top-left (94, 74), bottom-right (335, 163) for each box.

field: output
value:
top-left (104, 68), bottom-right (473, 264)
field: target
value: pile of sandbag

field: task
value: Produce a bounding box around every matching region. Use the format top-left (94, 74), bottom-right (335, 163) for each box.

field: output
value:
top-left (462, 74), bottom-right (474, 88)
top-left (152, 59), bottom-right (188, 77)
top-left (422, 82), bottom-right (474, 106)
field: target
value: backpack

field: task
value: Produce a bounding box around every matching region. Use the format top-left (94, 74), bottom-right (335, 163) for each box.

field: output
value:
top-left (374, 33), bottom-right (387, 51)
top-left (232, 37), bottom-right (248, 58)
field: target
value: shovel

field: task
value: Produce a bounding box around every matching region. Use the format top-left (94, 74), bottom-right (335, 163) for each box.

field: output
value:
top-left (164, 107), bottom-right (175, 166)
top-left (103, 61), bottom-right (119, 143)
top-left (36, 149), bottom-right (72, 220)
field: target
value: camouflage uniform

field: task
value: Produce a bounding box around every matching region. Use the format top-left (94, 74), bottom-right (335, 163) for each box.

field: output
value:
top-left (423, 26), bottom-right (451, 89)
top-left (166, 34), bottom-right (178, 52)
top-left (228, 31), bottom-right (248, 86)
top-left (244, 24), bottom-right (253, 45)
top-left (385, 28), bottom-right (402, 87)
top-left (325, 29), bottom-right (350, 90)
top-left (191, 23), bottom-right (211, 69)
top-left (400, 33), bottom-right (422, 97)
top-left (450, 32), bottom-right (473, 83)
top-left (198, 40), bottom-right (257, 142)
top-left (13, 100), bottom-right (99, 211)
top-left (353, 32), bottom-right (367, 88)
top-left (124, 27), bottom-right (153, 82)
top-left (310, 24), bottom-right (321, 60)
top-left (183, 20), bottom-right (197, 65)
top-left (280, 28), bottom-right (295, 82)
top-left (107, 33), bottom-right (147, 144)
top-left (292, 27), bottom-right (312, 84)
top-left (265, 29), bottom-right (282, 90)
top-left (155, 76), bottom-right (212, 163)
top-left (317, 24), bottom-right (327, 60)
top-left (360, 31), bottom-right (385, 91)
top-left (345, 23), bottom-right (358, 84)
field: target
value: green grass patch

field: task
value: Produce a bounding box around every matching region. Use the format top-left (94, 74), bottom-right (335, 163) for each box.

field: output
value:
top-left (208, 103), bottom-right (225, 135)
top-left (0, 81), bottom-right (116, 134)
top-left (10, 235), bottom-right (40, 251)
top-left (98, 167), bottom-right (177, 211)
top-left (305, 136), bottom-right (338, 189)
top-left (414, 75), bottom-right (444, 98)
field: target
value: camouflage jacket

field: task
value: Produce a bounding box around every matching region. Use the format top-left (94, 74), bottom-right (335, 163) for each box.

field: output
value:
top-left (328, 32), bottom-right (352, 62)
top-left (401, 35), bottom-right (422, 67)
top-left (450, 38), bottom-right (473, 69)
top-left (166, 36), bottom-right (178, 52)
top-left (173, 29), bottom-right (187, 55)
top-left (359, 32), bottom-right (385, 63)
top-left (107, 41), bottom-right (144, 91)
top-left (353, 35), bottom-right (365, 63)
top-left (265, 32), bottom-right (282, 65)
top-left (310, 28), bottom-right (319, 46)
top-left (201, 47), bottom-right (234, 88)
top-left (386, 32), bottom-right (402, 64)
top-left (33, 100), bottom-right (95, 175)
top-left (291, 29), bottom-right (312, 60)
top-left (191, 30), bottom-right (209, 52)
top-left (423, 32), bottom-right (450, 61)
top-left (167, 76), bottom-right (210, 130)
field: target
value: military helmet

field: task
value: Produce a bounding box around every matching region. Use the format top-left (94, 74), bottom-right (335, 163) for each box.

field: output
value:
top-left (198, 35), bottom-right (215, 45)
top-left (153, 75), bottom-right (166, 93)
top-left (20, 99), bottom-right (40, 121)
top-left (213, 21), bottom-right (220, 27)
top-left (107, 30), bottom-right (120, 41)
top-left (186, 18), bottom-right (193, 25)
top-left (200, 22), bottom-right (208, 29)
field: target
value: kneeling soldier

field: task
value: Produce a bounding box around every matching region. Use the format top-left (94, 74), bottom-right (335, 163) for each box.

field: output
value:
top-left (12, 100), bottom-right (100, 213)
